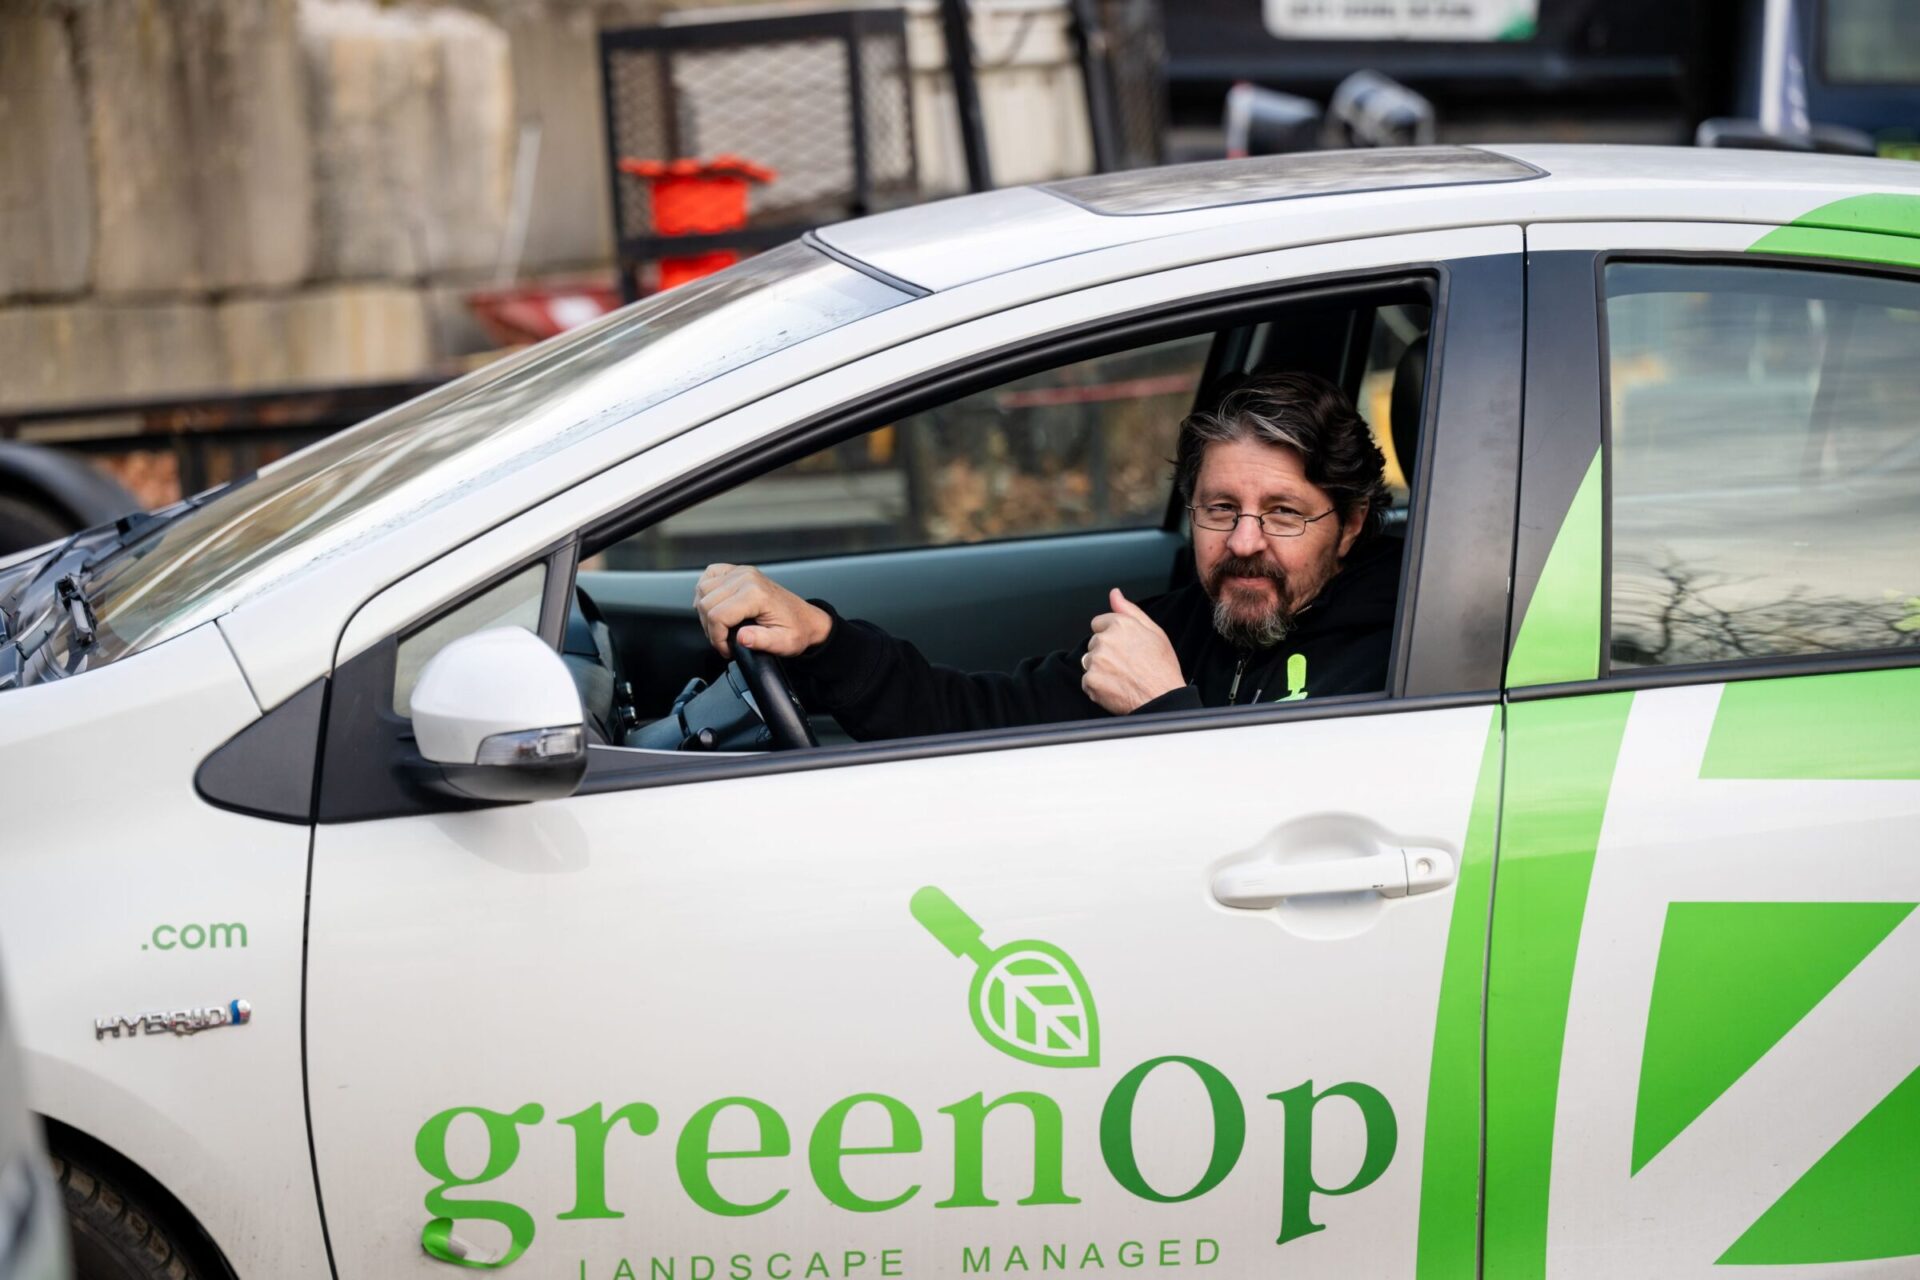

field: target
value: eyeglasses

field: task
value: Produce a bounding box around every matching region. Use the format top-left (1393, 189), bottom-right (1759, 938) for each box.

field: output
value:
top-left (1187, 503), bottom-right (1336, 539)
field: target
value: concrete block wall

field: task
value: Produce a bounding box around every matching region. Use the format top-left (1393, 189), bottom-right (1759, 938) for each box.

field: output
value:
top-left (0, 0), bottom-right (1094, 414)
top-left (905, 0), bottom-right (1094, 194)
top-left (79, 0), bottom-right (314, 294)
top-left (0, 5), bottom-right (94, 297)
top-left (303, 1), bottom-right (517, 279)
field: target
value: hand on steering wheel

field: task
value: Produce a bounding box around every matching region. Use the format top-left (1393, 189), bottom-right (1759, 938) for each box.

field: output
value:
top-left (728, 625), bottom-right (819, 750)
top-left (695, 565), bottom-right (828, 751)
top-left (694, 564), bottom-right (832, 658)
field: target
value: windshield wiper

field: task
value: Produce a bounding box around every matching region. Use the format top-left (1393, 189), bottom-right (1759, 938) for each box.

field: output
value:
top-left (56, 574), bottom-right (97, 649)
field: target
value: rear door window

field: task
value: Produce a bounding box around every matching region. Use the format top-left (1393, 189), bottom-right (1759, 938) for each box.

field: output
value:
top-left (1604, 261), bottom-right (1920, 668)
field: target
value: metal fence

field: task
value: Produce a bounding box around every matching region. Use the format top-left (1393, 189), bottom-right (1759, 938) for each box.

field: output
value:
top-left (1097, 0), bottom-right (1168, 171)
top-left (599, 9), bottom-right (919, 298)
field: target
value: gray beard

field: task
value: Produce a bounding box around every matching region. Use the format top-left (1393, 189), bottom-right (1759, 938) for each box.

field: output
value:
top-left (1211, 595), bottom-right (1293, 650)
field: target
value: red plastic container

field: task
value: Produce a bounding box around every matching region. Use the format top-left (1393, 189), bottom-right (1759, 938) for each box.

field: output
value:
top-left (619, 155), bottom-right (777, 289)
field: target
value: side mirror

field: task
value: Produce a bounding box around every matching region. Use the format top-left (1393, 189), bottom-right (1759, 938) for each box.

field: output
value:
top-left (408, 627), bottom-right (587, 803)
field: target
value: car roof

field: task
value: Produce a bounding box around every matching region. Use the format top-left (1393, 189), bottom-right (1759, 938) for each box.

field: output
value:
top-left (816, 144), bottom-right (1920, 293)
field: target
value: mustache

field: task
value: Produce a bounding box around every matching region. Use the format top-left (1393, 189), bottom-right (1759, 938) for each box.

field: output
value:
top-left (1205, 554), bottom-right (1287, 595)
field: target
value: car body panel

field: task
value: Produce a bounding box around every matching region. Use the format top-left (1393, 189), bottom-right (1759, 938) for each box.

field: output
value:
top-left (820, 146), bottom-right (1920, 294)
top-left (299, 222), bottom-right (1522, 1275)
top-left (307, 701), bottom-right (1500, 1277)
top-left (1535, 679), bottom-right (1920, 1277)
top-left (1485, 215), bottom-right (1920, 1275)
top-left (0, 624), bottom-right (328, 1278)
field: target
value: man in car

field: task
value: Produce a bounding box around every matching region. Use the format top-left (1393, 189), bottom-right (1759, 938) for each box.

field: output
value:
top-left (693, 371), bottom-right (1399, 741)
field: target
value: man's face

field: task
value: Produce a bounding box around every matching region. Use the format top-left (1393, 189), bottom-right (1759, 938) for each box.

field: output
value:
top-left (1190, 437), bottom-right (1366, 648)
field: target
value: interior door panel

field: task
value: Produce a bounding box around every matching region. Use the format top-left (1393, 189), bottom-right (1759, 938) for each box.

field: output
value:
top-left (581, 527), bottom-right (1187, 715)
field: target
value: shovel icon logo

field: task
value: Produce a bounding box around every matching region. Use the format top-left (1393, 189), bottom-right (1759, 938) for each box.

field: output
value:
top-left (911, 886), bottom-right (1099, 1069)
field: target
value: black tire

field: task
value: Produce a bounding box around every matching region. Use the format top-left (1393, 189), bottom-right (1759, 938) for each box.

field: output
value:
top-left (53, 1150), bottom-right (201, 1280)
top-left (0, 492), bottom-right (74, 556)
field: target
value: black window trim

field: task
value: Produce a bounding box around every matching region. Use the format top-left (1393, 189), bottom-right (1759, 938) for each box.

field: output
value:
top-left (1510, 646), bottom-right (1920, 703)
top-left (1515, 246), bottom-right (1920, 704)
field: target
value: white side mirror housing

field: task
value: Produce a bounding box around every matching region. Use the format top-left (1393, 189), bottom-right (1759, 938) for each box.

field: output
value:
top-left (409, 627), bottom-right (586, 802)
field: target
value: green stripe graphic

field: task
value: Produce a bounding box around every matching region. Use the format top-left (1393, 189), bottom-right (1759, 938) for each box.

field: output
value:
top-left (1415, 708), bottom-right (1503, 1278)
top-left (1702, 668), bottom-right (1920, 781)
top-left (1507, 451), bottom-right (1603, 688)
top-left (1751, 193), bottom-right (1920, 269)
top-left (1750, 226), bottom-right (1920, 271)
top-left (1483, 691), bottom-right (1634, 1279)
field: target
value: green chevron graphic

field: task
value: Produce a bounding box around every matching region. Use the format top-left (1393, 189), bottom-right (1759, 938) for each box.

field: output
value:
top-left (1720, 1064), bottom-right (1920, 1265)
top-left (911, 886), bottom-right (1099, 1069)
top-left (1633, 902), bottom-right (1915, 1175)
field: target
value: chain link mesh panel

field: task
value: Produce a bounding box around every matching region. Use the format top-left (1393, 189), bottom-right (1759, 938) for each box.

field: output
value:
top-left (601, 11), bottom-right (917, 248)
top-left (1099, 0), bottom-right (1167, 171)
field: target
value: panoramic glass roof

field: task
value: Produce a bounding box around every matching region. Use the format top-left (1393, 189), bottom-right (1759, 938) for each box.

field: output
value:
top-left (1044, 147), bottom-right (1545, 217)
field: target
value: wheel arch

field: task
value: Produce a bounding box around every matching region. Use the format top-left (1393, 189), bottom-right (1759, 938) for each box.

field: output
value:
top-left (42, 1113), bottom-right (242, 1280)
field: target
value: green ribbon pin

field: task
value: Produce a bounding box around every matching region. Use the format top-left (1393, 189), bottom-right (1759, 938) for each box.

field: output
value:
top-left (1276, 652), bottom-right (1308, 701)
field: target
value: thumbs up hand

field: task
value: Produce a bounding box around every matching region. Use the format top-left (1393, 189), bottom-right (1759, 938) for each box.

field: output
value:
top-left (1081, 588), bottom-right (1185, 715)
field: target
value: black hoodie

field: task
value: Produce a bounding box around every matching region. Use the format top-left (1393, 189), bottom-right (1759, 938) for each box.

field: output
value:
top-left (786, 534), bottom-right (1403, 742)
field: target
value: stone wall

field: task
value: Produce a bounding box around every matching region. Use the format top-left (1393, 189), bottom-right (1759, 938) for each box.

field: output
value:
top-left (905, 0), bottom-right (1094, 194)
top-left (0, 4), bottom-right (94, 297)
top-left (0, 0), bottom-right (1095, 413)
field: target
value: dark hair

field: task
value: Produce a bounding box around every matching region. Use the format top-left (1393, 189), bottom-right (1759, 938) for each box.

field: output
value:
top-left (1173, 371), bottom-right (1390, 540)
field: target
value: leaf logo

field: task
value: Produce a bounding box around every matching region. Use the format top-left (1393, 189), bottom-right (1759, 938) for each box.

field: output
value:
top-left (910, 886), bottom-right (1099, 1069)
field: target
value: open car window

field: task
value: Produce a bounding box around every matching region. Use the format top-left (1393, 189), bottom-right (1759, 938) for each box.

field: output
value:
top-left (575, 282), bottom-right (1433, 755)
top-left (605, 334), bottom-right (1214, 571)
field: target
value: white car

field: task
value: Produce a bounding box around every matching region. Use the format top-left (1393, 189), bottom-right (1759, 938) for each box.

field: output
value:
top-left (2, 145), bottom-right (1917, 1280)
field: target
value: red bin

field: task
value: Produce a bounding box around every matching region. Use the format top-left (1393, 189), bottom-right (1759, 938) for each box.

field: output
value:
top-left (620, 155), bottom-right (777, 290)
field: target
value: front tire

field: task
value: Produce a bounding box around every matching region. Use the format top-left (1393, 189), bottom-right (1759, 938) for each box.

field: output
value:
top-left (53, 1150), bottom-right (201, 1280)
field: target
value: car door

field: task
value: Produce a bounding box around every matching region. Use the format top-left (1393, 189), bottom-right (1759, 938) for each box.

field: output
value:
top-left (1488, 220), bottom-right (1920, 1277)
top-left (302, 227), bottom-right (1523, 1278)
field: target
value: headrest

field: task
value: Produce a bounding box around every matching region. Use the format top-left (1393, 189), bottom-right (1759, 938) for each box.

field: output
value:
top-left (1390, 334), bottom-right (1429, 490)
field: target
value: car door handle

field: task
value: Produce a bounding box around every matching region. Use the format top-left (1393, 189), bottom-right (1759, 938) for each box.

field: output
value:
top-left (1211, 847), bottom-right (1456, 909)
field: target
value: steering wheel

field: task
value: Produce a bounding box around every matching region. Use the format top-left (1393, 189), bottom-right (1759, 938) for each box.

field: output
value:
top-left (728, 626), bottom-right (819, 750)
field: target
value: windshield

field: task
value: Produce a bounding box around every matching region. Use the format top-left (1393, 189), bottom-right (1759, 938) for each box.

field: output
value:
top-left (76, 244), bottom-right (906, 665)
